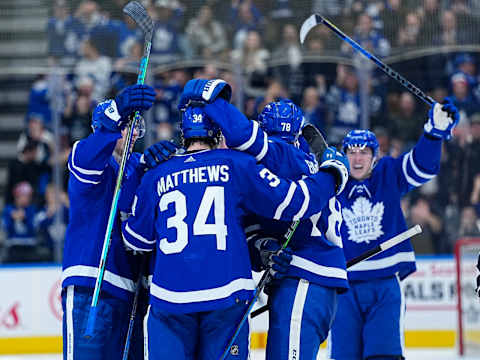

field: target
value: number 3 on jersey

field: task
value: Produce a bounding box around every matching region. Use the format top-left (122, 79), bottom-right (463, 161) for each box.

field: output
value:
top-left (158, 186), bottom-right (228, 254)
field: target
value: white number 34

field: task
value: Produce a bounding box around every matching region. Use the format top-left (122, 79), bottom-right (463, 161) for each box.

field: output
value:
top-left (158, 186), bottom-right (228, 254)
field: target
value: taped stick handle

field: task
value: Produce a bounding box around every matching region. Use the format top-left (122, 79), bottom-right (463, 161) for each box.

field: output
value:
top-left (251, 225), bottom-right (422, 319)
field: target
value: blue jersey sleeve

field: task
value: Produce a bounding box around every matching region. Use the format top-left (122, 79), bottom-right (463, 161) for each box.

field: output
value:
top-left (204, 99), bottom-right (269, 162)
top-left (391, 133), bottom-right (442, 194)
top-left (122, 171), bottom-right (159, 252)
top-left (67, 128), bottom-right (121, 191)
top-left (235, 155), bottom-right (336, 222)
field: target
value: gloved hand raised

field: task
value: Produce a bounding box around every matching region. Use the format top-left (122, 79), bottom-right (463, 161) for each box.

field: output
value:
top-left (255, 237), bottom-right (292, 280)
top-left (115, 84), bottom-right (156, 119)
top-left (178, 79), bottom-right (232, 110)
top-left (140, 141), bottom-right (180, 169)
top-left (319, 146), bottom-right (350, 195)
top-left (424, 97), bottom-right (459, 140)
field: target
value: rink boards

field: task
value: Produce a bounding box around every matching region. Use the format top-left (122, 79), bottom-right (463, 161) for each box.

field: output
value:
top-left (0, 257), bottom-right (469, 354)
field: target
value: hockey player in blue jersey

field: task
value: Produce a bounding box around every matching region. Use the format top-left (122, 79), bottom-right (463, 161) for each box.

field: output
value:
top-left (179, 79), bottom-right (350, 359)
top-left (328, 99), bottom-right (459, 359)
top-left (61, 83), bottom-right (178, 360)
top-left (121, 88), bottom-right (350, 359)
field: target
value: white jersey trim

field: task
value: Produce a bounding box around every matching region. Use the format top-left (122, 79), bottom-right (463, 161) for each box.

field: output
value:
top-left (255, 131), bottom-right (269, 162)
top-left (293, 180), bottom-right (310, 221)
top-left (291, 255), bottom-right (347, 279)
top-left (66, 285), bottom-right (74, 360)
top-left (401, 154), bottom-right (422, 187)
top-left (125, 222), bottom-right (155, 244)
top-left (68, 163), bottom-right (101, 185)
top-left (143, 305), bottom-right (150, 360)
top-left (289, 279), bottom-right (309, 360)
top-left (234, 121), bottom-right (259, 151)
top-left (407, 150), bottom-right (436, 179)
top-left (62, 265), bottom-right (136, 292)
top-left (274, 182), bottom-right (297, 220)
top-left (348, 251), bottom-right (416, 272)
top-left (122, 234), bottom-right (153, 253)
top-left (150, 277), bottom-right (255, 304)
top-left (71, 141), bottom-right (104, 175)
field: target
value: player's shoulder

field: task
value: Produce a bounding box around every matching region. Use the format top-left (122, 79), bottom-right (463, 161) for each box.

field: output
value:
top-left (372, 155), bottom-right (398, 176)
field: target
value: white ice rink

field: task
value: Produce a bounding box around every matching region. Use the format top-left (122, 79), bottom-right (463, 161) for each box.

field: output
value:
top-left (0, 349), bottom-right (477, 360)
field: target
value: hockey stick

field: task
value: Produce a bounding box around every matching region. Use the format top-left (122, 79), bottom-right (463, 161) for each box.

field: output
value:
top-left (121, 256), bottom-right (148, 360)
top-left (84, 1), bottom-right (154, 339)
top-left (299, 14), bottom-right (435, 106)
top-left (218, 124), bottom-right (328, 359)
top-left (250, 224), bottom-right (422, 318)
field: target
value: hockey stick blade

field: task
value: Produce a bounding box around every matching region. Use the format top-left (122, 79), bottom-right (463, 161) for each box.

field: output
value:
top-left (123, 1), bottom-right (153, 41)
top-left (251, 225), bottom-right (422, 319)
top-left (300, 14), bottom-right (320, 44)
top-left (302, 124), bottom-right (328, 162)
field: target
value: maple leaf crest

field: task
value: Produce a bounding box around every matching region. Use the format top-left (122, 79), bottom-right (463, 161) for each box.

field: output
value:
top-left (342, 197), bottom-right (384, 244)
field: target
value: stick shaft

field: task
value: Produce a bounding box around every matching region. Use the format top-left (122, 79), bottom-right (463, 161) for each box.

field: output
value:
top-left (84, 39), bottom-right (152, 338)
top-left (309, 14), bottom-right (434, 106)
top-left (251, 225), bottom-right (422, 318)
top-left (219, 220), bottom-right (299, 359)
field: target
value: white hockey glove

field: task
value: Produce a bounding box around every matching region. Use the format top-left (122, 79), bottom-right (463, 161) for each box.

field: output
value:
top-left (424, 98), bottom-right (459, 140)
top-left (319, 146), bottom-right (350, 195)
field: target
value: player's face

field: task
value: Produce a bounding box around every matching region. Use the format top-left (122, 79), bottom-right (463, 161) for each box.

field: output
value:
top-left (115, 127), bottom-right (139, 157)
top-left (346, 147), bottom-right (374, 180)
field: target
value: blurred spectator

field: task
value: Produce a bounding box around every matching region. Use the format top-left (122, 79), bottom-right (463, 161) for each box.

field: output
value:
top-left (231, 0), bottom-right (263, 50)
top-left (379, 0), bottom-right (406, 47)
top-left (450, 72), bottom-right (479, 120)
top-left (5, 140), bottom-right (50, 206)
top-left (74, 39), bottom-right (112, 102)
top-left (149, 0), bottom-right (182, 64)
top-left (47, 0), bottom-right (85, 66)
top-left (302, 85), bottom-right (327, 134)
top-left (252, 80), bottom-right (288, 118)
top-left (418, 0), bottom-right (441, 46)
top-left (186, 5), bottom-right (228, 59)
top-left (470, 173), bottom-right (480, 216)
top-left (325, 64), bottom-right (362, 144)
top-left (232, 30), bottom-right (270, 94)
top-left (272, 24), bottom-right (303, 101)
top-left (397, 12), bottom-right (422, 48)
top-left (409, 196), bottom-right (444, 253)
top-left (462, 113), bottom-right (480, 205)
top-left (433, 10), bottom-right (469, 46)
top-left (17, 114), bottom-right (55, 166)
top-left (457, 206), bottom-right (480, 238)
top-left (63, 76), bottom-right (97, 143)
top-left (35, 183), bottom-right (69, 259)
top-left (342, 13), bottom-right (390, 59)
top-left (26, 76), bottom-right (52, 128)
top-left (312, 0), bottom-right (344, 19)
top-left (387, 92), bottom-right (425, 145)
top-left (1, 182), bottom-right (47, 263)
top-left (114, 12), bottom-right (143, 59)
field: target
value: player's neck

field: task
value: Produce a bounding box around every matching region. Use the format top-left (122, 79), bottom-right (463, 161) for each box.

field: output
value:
top-left (187, 142), bottom-right (213, 152)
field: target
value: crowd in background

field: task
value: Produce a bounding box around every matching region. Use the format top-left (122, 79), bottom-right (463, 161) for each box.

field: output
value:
top-left (2, 0), bottom-right (480, 263)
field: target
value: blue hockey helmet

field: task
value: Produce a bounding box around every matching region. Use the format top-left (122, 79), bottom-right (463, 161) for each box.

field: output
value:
top-left (181, 106), bottom-right (221, 142)
top-left (91, 100), bottom-right (145, 138)
top-left (258, 99), bottom-right (305, 143)
top-left (342, 129), bottom-right (379, 156)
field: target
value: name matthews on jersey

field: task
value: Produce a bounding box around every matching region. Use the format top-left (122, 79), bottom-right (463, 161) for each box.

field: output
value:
top-left (157, 164), bottom-right (230, 195)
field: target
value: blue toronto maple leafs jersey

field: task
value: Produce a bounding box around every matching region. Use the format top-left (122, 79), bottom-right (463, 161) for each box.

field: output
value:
top-left (62, 125), bottom-right (144, 301)
top-left (202, 99), bottom-right (349, 291)
top-left (338, 134), bottom-right (442, 281)
top-left (122, 149), bottom-right (339, 313)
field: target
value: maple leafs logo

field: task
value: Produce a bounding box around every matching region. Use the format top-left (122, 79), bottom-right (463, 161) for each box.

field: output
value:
top-left (342, 197), bottom-right (384, 244)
